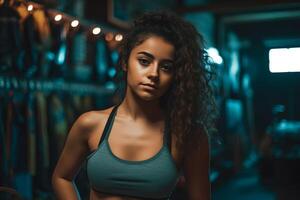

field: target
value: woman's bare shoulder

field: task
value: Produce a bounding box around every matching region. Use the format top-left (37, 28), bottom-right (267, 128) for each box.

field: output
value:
top-left (78, 106), bottom-right (114, 125)
top-left (71, 106), bottom-right (115, 136)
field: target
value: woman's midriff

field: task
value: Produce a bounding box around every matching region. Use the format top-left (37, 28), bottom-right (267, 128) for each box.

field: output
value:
top-left (89, 189), bottom-right (143, 200)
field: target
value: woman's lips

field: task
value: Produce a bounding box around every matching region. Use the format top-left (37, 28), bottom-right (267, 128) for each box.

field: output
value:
top-left (141, 84), bottom-right (157, 90)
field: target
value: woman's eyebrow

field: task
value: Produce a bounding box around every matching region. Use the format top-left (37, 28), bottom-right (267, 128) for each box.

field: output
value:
top-left (137, 51), bottom-right (173, 62)
top-left (137, 51), bottom-right (155, 59)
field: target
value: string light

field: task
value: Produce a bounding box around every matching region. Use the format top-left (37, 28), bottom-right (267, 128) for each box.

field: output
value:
top-left (92, 27), bottom-right (101, 35)
top-left (54, 14), bottom-right (62, 22)
top-left (71, 20), bottom-right (79, 27)
top-left (27, 4), bottom-right (33, 12)
top-left (105, 33), bottom-right (114, 41)
top-left (115, 34), bottom-right (123, 41)
top-left (18, 1), bottom-right (124, 43)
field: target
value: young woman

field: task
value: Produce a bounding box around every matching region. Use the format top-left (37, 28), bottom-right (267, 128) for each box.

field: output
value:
top-left (52, 11), bottom-right (216, 200)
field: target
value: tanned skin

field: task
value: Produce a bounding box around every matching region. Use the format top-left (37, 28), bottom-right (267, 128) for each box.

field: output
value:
top-left (52, 36), bottom-right (210, 200)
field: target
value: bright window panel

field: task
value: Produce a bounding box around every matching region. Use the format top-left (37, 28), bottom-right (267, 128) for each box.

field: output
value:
top-left (269, 47), bottom-right (300, 73)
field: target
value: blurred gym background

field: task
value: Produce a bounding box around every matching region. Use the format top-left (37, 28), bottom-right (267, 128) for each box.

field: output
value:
top-left (1, 0), bottom-right (300, 199)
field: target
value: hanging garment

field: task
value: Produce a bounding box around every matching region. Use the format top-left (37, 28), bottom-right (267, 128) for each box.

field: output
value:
top-left (64, 96), bottom-right (76, 128)
top-left (82, 95), bottom-right (94, 112)
top-left (15, 3), bottom-right (52, 78)
top-left (31, 9), bottom-right (51, 46)
top-left (48, 94), bottom-right (67, 158)
top-left (17, 5), bottom-right (53, 78)
top-left (31, 9), bottom-right (52, 78)
top-left (93, 39), bottom-right (110, 83)
top-left (35, 92), bottom-right (50, 191)
top-left (69, 94), bottom-right (83, 116)
top-left (70, 33), bottom-right (92, 82)
top-left (0, 96), bottom-right (8, 185)
top-left (11, 92), bottom-right (27, 173)
top-left (35, 92), bottom-right (50, 169)
top-left (22, 14), bottom-right (39, 77)
top-left (26, 93), bottom-right (36, 176)
top-left (48, 21), bottom-right (68, 78)
top-left (3, 91), bottom-right (27, 189)
top-left (103, 47), bottom-right (119, 91)
top-left (4, 92), bottom-right (14, 184)
top-left (0, 4), bottom-right (22, 75)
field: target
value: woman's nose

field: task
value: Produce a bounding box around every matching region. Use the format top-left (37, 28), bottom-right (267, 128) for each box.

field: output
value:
top-left (147, 64), bottom-right (159, 80)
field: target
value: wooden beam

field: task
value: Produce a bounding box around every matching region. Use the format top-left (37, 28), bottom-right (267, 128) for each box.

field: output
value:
top-left (177, 0), bottom-right (300, 14)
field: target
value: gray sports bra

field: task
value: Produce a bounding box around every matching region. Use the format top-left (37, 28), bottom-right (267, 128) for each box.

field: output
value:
top-left (86, 105), bottom-right (180, 199)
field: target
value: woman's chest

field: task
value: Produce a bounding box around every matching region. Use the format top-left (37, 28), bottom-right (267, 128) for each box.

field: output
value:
top-left (88, 119), bottom-right (180, 167)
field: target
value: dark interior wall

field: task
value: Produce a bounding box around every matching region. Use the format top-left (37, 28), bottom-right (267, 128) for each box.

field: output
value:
top-left (265, 73), bottom-right (300, 119)
top-left (85, 0), bottom-right (107, 22)
top-left (236, 38), bottom-right (300, 136)
top-left (217, 8), bottom-right (300, 136)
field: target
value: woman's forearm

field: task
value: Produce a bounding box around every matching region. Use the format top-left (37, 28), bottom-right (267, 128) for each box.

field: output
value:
top-left (52, 176), bottom-right (81, 200)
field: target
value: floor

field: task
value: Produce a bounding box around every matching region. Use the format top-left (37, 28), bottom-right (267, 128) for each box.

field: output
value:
top-left (212, 168), bottom-right (275, 200)
top-left (171, 167), bottom-right (276, 200)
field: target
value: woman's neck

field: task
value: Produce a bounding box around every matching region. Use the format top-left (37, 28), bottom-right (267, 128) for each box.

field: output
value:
top-left (118, 95), bottom-right (165, 123)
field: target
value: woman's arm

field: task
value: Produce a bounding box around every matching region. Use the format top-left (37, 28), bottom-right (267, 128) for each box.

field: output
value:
top-left (52, 112), bottom-right (99, 200)
top-left (183, 128), bottom-right (211, 200)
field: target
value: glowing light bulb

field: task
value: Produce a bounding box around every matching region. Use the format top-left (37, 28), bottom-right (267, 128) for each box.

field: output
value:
top-left (115, 34), bottom-right (123, 41)
top-left (207, 47), bottom-right (223, 64)
top-left (92, 27), bottom-right (101, 35)
top-left (54, 14), bottom-right (62, 22)
top-left (27, 4), bottom-right (33, 12)
top-left (71, 20), bottom-right (79, 27)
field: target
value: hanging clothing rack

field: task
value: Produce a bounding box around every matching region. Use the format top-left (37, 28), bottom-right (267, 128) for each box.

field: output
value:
top-left (0, 76), bottom-right (114, 95)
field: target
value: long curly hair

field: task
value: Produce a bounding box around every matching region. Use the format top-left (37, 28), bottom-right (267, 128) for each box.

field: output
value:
top-left (115, 11), bottom-right (217, 163)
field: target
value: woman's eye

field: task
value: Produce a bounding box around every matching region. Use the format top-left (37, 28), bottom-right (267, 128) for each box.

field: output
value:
top-left (138, 58), bottom-right (150, 66)
top-left (161, 64), bottom-right (173, 72)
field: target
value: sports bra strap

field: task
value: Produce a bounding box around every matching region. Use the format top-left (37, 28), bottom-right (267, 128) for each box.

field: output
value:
top-left (98, 104), bottom-right (172, 151)
top-left (97, 105), bottom-right (119, 147)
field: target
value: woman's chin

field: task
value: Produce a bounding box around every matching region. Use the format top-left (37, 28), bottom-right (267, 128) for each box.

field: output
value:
top-left (139, 95), bottom-right (158, 101)
top-left (137, 92), bottom-right (161, 101)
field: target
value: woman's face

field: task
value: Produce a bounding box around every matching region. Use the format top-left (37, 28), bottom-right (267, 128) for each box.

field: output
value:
top-left (124, 36), bottom-right (174, 101)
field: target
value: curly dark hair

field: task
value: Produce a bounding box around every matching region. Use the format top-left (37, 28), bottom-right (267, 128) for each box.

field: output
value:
top-left (115, 11), bottom-right (217, 163)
